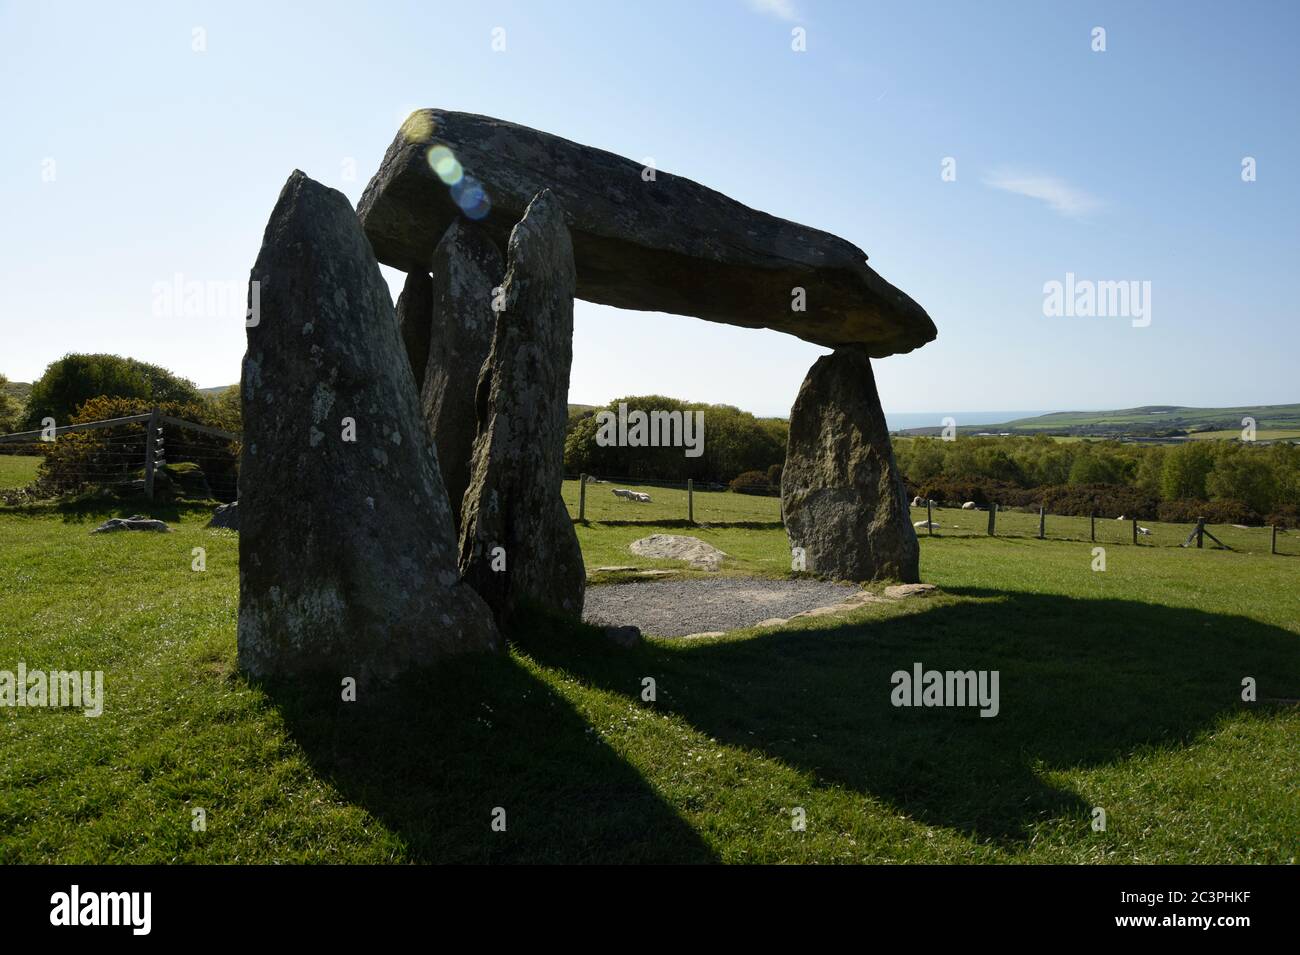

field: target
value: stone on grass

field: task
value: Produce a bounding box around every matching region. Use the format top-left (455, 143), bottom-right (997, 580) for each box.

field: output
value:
top-left (238, 170), bottom-right (499, 684)
top-left (782, 345), bottom-right (920, 583)
top-left (884, 583), bottom-right (938, 599)
top-left (458, 189), bottom-right (585, 621)
top-left (603, 625), bottom-right (642, 649)
top-left (91, 515), bottom-right (171, 534)
top-left (207, 501), bottom-right (239, 531)
top-left (628, 534), bottom-right (727, 571)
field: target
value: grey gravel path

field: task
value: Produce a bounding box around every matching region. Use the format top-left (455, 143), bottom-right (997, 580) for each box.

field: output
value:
top-left (582, 576), bottom-right (860, 637)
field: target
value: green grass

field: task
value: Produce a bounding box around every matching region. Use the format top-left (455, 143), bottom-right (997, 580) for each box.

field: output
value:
top-left (0, 455), bottom-right (40, 489)
top-left (1, 497), bottom-right (1297, 863)
top-left (1188, 428), bottom-right (1300, 442)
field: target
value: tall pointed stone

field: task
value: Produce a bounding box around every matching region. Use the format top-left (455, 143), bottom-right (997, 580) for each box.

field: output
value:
top-left (238, 170), bottom-right (499, 684)
top-left (395, 269), bottom-right (433, 388)
top-left (782, 346), bottom-right (920, 583)
top-left (421, 220), bottom-right (503, 526)
top-left (459, 190), bottom-right (585, 622)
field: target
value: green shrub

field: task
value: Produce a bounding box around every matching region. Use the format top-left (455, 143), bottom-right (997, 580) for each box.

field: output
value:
top-left (729, 470), bottom-right (776, 495)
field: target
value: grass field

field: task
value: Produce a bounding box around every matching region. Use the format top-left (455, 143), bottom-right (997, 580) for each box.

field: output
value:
top-left (1188, 429), bottom-right (1300, 442)
top-left (0, 455), bottom-right (40, 490)
top-left (563, 478), bottom-right (1299, 557)
top-left (1, 487), bottom-right (1296, 864)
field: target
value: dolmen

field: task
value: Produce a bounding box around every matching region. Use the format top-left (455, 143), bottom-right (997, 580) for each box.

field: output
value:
top-left (236, 110), bottom-right (937, 683)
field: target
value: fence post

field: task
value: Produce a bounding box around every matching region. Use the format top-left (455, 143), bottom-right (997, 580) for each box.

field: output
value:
top-left (987, 502), bottom-right (997, 536)
top-left (1132, 516), bottom-right (1138, 545)
top-left (143, 406), bottom-right (161, 501)
top-left (927, 499), bottom-right (933, 536)
top-left (1196, 517), bottom-right (1205, 549)
top-left (687, 478), bottom-right (694, 524)
top-left (1038, 505), bottom-right (1045, 540)
top-left (1090, 511), bottom-right (1096, 543)
top-left (1272, 524), bottom-right (1278, 555)
top-left (578, 473), bottom-right (587, 522)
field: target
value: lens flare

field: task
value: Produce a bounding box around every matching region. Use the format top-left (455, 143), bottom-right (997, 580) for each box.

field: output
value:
top-left (425, 145), bottom-right (463, 185)
top-left (451, 176), bottom-right (491, 220)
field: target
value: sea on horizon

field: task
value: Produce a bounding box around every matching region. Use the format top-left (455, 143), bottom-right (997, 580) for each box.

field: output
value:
top-left (883, 410), bottom-right (1055, 432)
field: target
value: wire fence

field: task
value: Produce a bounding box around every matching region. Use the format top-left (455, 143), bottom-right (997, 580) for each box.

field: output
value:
top-left (907, 502), bottom-right (1297, 555)
top-left (0, 410), bottom-right (240, 502)
top-left (561, 475), bottom-right (1298, 556)
top-left (564, 474), bottom-right (782, 525)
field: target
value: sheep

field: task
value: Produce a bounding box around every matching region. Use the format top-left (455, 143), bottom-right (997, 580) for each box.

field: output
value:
top-left (911, 495), bottom-right (926, 508)
top-left (633, 492), bottom-right (652, 503)
top-left (961, 501), bottom-right (977, 510)
top-left (913, 519), bottom-right (940, 529)
top-left (1137, 526), bottom-right (1152, 536)
top-left (612, 488), bottom-right (634, 500)
top-left (1116, 515), bottom-right (1125, 521)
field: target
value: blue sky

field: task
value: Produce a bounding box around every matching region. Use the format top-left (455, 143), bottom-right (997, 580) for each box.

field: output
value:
top-left (2, 0), bottom-right (1296, 418)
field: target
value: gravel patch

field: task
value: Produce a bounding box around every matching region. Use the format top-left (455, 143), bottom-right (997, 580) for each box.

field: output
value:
top-left (582, 576), bottom-right (861, 637)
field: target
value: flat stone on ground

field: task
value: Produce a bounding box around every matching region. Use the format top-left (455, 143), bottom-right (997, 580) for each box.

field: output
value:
top-left (628, 534), bottom-right (727, 570)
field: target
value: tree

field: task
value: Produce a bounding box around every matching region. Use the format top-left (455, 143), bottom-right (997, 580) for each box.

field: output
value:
top-left (1160, 442), bottom-right (1216, 501)
top-left (1206, 446), bottom-right (1279, 515)
top-left (23, 354), bottom-right (202, 429)
top-left (0, 374), bottom-right (21, 434)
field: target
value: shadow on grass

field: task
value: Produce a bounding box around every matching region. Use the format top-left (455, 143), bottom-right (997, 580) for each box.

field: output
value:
top-left (0, 491), bottom-right (221, 525)
top-left (259, 590), bottom-right (1299, 860)
top-left (514, 590), bottom-right (1300, 847)
top-left (262, 652), bottom-right (717, 863)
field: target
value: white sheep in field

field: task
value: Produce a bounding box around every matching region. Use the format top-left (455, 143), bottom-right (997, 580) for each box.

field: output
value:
top-left (1137, 526), bottom-right (1152, 536)
top-left (1116, 515), bottom-right (1125, 521)
top-left (961, 501), bottom-right (977, 510)
top-left (914, 519), bottom-right (940, 529)
top-left (633, 492), bottom-right (652, 503)
top-left (612, 488), bottom-right (634, 500)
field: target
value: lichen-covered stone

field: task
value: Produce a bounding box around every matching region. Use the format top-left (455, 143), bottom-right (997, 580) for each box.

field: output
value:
top-left (782, 346), bottom-right (920, 583)
top-left (458, 190), bottom-right (585, 621)
top-left (421, 220), bottom-right (502, 526)
top-left (358, 109), bottom-right (936, 357)
top-left (238, 170), bottom-right (499, 684)
top-left (395, 269), bottom-right (434, 389)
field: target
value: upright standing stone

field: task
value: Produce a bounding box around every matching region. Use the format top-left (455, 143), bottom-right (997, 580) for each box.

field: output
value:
top-left (395, 269), bottom-right (434, 388)
top-left (782, 346), bottom-right (920, 583)
top-left (238, 170), bottom-right (499, 684)
top-left (459, 189), bottom-right (585, 621)
top-left (421, 220), bottom-right (503, 525)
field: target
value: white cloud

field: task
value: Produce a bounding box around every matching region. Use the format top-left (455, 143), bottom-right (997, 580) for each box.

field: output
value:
top-left (745, 0), bottom-right (800, 21)
top-left (983, 170), bottom-right (1104, 219)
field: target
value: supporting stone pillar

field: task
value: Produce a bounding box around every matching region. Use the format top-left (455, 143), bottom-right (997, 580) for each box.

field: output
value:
top-left (458, 190), bottom-right (586, 622)
top-left (237, 170), bottom-right (499, 685)
top-left (421, 220), bottom-right (503, 528)
top-left (781, 345), bottom-right (919, 583)
top-left (395, 269), bottom-right (434, 389)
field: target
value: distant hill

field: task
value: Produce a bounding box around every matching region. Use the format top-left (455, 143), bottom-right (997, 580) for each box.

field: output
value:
top-left (900, 403), bottom-right (1300, 441)
top-left (2, 380), bottom-right (32, 402)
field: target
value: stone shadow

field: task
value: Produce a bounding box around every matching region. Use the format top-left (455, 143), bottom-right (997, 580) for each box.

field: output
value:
top-left (517, 590), bottom-right (1300, 845)
top-left (263, 651), bottom-right (716, 863)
